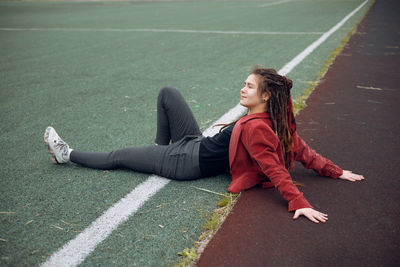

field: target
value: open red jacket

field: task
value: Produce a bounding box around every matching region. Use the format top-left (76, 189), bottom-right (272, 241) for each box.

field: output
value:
top-left (228, 113), bottom-right (343, 211)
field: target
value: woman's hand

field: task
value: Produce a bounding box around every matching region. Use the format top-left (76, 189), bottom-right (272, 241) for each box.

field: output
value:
top-left (339, 170), bottom-right (365, 182)
top-left (293, 208), bottom-right (328, 223)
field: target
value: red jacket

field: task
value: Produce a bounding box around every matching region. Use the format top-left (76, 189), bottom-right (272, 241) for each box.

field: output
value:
top-left (228, 113), bottom-right (343, 211)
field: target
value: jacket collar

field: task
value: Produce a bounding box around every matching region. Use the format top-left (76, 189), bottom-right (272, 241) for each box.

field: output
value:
top-left (238, 112), bottom-right (270, 125)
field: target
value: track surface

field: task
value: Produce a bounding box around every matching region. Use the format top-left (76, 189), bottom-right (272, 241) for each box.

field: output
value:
top-left (197, 0), bottom-right (400, 266)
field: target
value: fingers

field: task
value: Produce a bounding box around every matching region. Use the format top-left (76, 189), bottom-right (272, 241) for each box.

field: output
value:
top-left (348, 173), bottom-right (365, 182)
top-left (293, 208), bottom-right (328, 223)
top-left (340, 170), bottom-right (365, 182)
top-left (352, 173), bottom-right (365, 181)
top-left (306, 214), bottom-right (320, 223)
top-left (307, 211), bottom-right (328, 223)
top-left (316, 212), bottom-right (328, 223)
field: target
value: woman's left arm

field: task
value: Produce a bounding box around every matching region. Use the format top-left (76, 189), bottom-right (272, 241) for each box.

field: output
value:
top-left (293, 133), bottom-right (365, 182)
top-left (292, 133), bottom-right (343, 178)
top-left (242, 123), bottom-right (313, 211)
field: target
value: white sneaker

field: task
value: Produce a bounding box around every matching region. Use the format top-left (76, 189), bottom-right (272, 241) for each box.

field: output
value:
top-left (44, 126), bottom-right (71, 164)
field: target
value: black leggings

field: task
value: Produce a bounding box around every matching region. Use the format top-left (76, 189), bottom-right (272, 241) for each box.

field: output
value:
top-left (70, 86), bottom-right (203, 180)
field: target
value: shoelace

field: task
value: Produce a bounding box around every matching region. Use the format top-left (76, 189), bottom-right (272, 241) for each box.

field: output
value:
top-left (54, 139), bottom-right (69, 156)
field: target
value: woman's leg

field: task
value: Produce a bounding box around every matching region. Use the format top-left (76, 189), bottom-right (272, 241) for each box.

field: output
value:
top-left (70, 145), bottom-right (166, 175)
top-left (155, 86), bottom-right (201, 145)
top-left (69, 138), bottom-right (202, 180)
top-left (45, 126), bottom-right (166, 174)
top-left (45, 128), bottom-right (202, 180)
top-left (44, 86), bottom-right (204, 179)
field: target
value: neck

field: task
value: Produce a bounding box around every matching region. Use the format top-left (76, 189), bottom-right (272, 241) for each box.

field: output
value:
top-left (247, 105), bottom-right (266, 115)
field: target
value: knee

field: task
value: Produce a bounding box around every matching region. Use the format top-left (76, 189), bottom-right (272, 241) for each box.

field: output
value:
top-left (158, 86), bottom-right (179, 101)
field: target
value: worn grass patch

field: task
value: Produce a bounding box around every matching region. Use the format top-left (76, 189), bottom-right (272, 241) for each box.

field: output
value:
top-left (172, 192), bottom-right (239, 267)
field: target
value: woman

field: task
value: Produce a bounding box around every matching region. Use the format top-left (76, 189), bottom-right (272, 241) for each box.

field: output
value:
top-left (44, 68), bottom-right (364, 223)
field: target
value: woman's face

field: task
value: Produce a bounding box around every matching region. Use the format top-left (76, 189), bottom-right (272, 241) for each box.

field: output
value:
top-left (240, 74), bottom-right (268, 113)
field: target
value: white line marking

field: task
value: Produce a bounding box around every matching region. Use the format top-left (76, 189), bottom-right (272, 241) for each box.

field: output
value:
top-left (0, 27), bottom-right (323, 35)
top-left (41, 176), bottom-right (169, 267)
top-left (259, 0), bottom-right (293, 8)
top-left (41, 1), bottom-right (369, 266)
top-left (279, 0), bottom-right (369, 76)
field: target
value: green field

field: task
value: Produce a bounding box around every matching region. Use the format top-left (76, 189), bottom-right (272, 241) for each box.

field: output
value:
top-left (0, 1), bottom-right (370, 266)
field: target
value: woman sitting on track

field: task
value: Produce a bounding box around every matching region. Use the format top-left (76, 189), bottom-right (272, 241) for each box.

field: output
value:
top-left (44, 67), bottom-right (364, 224)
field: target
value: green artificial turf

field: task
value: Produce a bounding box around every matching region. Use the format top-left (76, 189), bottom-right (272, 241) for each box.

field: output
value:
top-left (0, 1), bottom-right (370, 265)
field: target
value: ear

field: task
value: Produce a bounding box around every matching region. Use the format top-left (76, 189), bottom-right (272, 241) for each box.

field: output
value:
top-left (261, 92), bottom-right (270, 102)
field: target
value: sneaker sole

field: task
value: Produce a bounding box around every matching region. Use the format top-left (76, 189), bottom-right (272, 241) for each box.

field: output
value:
top-left (44, 126), bottom-right (59, 164)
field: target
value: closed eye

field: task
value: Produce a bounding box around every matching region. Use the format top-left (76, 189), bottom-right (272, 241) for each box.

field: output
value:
top-left (244, 82), bottom-right (255, 88)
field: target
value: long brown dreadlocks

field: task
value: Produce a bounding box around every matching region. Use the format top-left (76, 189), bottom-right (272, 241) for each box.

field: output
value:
top-left (252, 68), bottom-right (296, 169)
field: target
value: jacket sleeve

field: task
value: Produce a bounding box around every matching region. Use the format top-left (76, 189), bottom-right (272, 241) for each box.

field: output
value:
top-left (293, 132), bottom-right (343, 178)
top-left (242, 123), bottom-right (313, 211)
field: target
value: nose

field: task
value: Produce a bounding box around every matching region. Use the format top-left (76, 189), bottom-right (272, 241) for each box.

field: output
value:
top-left (241, 87), bottom-right (246, 94)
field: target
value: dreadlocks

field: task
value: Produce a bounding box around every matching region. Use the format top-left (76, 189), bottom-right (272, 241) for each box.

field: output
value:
top-left (251, 68), bottom-right (296, 169)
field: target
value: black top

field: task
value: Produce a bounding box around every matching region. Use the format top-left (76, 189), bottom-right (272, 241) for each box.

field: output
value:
top-left (199, 124), bottom-right (234, 177)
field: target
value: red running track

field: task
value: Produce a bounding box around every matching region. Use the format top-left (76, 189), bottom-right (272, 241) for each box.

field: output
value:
top-left (197, 0), bottom-right (400, 266)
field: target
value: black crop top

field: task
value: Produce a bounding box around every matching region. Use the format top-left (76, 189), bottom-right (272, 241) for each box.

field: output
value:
top-left (198, 124), bottom-right (234, 177)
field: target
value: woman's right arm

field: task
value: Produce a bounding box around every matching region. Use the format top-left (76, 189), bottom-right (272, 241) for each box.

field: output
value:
top-left (242, 123), bottom-right (312, 212)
